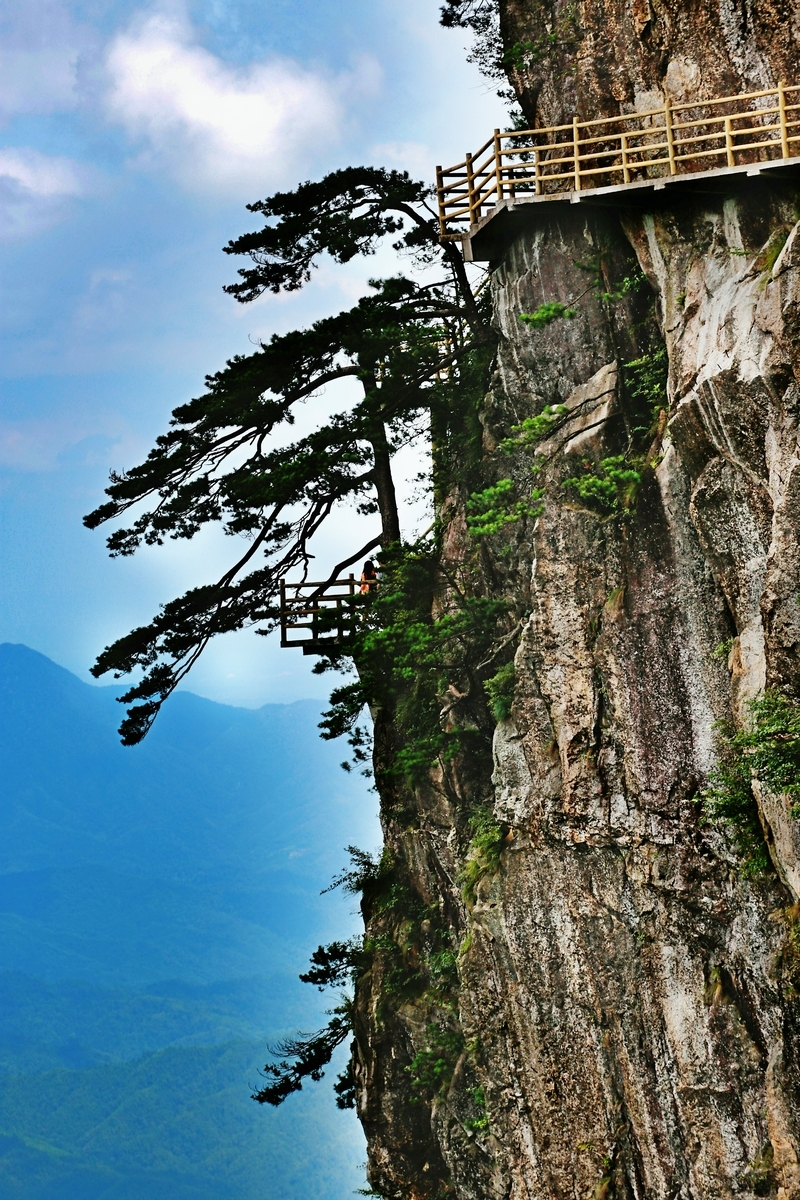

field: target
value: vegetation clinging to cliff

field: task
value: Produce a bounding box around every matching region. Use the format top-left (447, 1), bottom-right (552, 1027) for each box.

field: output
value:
top-left (316, 540), bottom-right (508, 785)
top-left (702, 690), bottom-right (800, 874)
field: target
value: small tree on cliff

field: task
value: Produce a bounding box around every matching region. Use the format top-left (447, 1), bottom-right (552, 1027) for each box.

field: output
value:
top-left (85, 166), bottom-right (492, 744)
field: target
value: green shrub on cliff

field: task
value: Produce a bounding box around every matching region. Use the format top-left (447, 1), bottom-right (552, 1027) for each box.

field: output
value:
top-left (701, 690), bottom-right (800, 874)
top-left (518, 301), bottom-right (577, 327)
top-left (318, 544), bottom-right (507, 783)
top-left (499, 403), bottom-right (568, 452)
top-left (466, 476), bottom-right (544, 537)
top-left (624, 343), bottom-right (668, 433)
top-left (459, 806), bottom-right (507, 906)
top-left (407, 1023), bottom-right (465, 1098)
top-left (484, 661), bottom-right (516, 721)
top-left (562, 454), bottom-right (643, 514)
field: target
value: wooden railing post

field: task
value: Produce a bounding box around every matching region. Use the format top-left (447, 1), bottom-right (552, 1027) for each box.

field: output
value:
top-left (573, 116), bottom-right (581, 190)
top-left (435, 166), bottom-right (446, 237)
top-left (435, 80), bottom-right (799, 236)
top-left (280, 578), bottom-right (287, 646)
top-left (778, 81), bottom-right (790, 159)
top-left (724, 116), bottom-right (735, 166)
top-left (494, 129), bottom-right (504, 203)
top-left (465, 152), bottom-right (478, 225)
top-left (664, 98), bottom-right (677, 174)
top-left (621, 132), bottom-right (630, 183)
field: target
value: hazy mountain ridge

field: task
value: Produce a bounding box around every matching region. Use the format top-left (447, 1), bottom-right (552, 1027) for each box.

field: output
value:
top-left (0, 643), bottom-right (374, 1199)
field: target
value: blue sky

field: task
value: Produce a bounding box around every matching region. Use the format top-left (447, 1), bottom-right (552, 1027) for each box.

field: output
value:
top-left (0, 0), bottom-right (505, 708)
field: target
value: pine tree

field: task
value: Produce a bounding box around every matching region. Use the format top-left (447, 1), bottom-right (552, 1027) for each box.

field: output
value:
top-left (85, 167), bottom-right (491, 744)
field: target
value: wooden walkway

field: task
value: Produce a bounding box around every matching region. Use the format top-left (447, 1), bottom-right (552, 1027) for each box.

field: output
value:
top-left (437, 82), bottom-right (800, 247)
top-left (279, 575), bottom-right (371, 654)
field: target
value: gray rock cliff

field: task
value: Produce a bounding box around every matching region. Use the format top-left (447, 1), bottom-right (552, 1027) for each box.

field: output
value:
top-left (352, 8), bottom-right (800, 1198)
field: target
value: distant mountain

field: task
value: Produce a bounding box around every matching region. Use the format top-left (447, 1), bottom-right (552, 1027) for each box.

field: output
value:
top-left (0, 1039), bottom-right (357, 1200)
top-left (0, 643), bottom-right (376, 1199)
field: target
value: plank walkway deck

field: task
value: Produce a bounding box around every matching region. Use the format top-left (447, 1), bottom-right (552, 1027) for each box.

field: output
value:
top-left (436, 83), bottom-right (800, 261)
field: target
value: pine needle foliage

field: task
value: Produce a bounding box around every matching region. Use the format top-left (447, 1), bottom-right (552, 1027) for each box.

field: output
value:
top-left (439, 0), bottom-right (507, 91)
top-left (484, 662), bottom-right (516, 721)
top-left (562, 455), bottom-right (643, 515)
top-left (499, 404), bottom-right (568, 452)
top-left (85, 167), bottom-right (493, 743)
top-left (624, 343), bottom-right (668, 437)
top-left (317, 543), bottom-right (508, 784)
top-left (258, 843), bottom-right (462, 1108)
top-left (253, 1004), bottom-right (353, 1107)
top-left (519, 301), bottom-right (577, 327)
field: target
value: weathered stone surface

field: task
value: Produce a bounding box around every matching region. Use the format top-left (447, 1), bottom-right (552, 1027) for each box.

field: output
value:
top-left (353, 14), bottom-right (800, 1200)
top-left (354, 187), bottom-right (800, 1200)
top-left (499, 0), bottom-right (800, 130)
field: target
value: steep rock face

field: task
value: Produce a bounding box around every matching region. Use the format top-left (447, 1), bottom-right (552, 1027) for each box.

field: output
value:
top-left (353, 7), bottom-right (800, 1197)
top-left (500, 0), bottom-right (800, 128)
top-left (463, 188), bottom-right (800, 1199)
top-left (356, 191), bottom-right (800, 1199)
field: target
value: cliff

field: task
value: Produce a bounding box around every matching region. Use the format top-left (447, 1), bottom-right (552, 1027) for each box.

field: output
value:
top-left (352, 7), bottom-right (800, 1199)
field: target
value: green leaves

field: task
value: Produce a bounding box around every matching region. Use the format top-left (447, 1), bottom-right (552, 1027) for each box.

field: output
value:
top-left (499, 403), bottom-right (568, 452)
top-left (518, 301), bottom-right (576, 328)
top-left (299, 940), bottom-right (367, 991)
top-left (406, 1024), bottom-right (465, 1099)
top-left (484, 661), bottom-right (516, 722)
top-left (318, 545), bottom-right (507, 784)
top-left (701, 690), bottom-right (800, 874)
top-left (624, 343), bottom-right (668, 436)
top-left (223, 167), bottom-right (434, 301)
top-left (466, 476), bottom-right (544, 537)
top-left (562, 455), bottom-right (642, 515)
top-left (458, 806), bottom-right (507, 906)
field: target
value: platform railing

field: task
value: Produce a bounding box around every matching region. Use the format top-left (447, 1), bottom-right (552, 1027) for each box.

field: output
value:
top-left (279, 575), bottom-right (374, 651)
top-left (436, 82), bottom-right (800, 236)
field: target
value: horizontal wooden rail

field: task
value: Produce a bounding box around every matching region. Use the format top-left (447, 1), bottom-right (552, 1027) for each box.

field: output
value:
top-left (436, 81), bottom-right (800, 236)
top-left (279, 575), bottom-right (377, 650)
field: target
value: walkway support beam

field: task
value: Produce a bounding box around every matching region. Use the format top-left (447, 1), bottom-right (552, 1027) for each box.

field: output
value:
top-left (494, 129), bottom-right (504, 203)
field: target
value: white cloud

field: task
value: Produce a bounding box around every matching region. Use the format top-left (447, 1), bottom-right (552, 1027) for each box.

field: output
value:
top-left (0, 147), bottom-right (87, 239)
top-left (370, 140), bottom-right (434, 180)
top-left (105, 7), bottom-right (376, 194)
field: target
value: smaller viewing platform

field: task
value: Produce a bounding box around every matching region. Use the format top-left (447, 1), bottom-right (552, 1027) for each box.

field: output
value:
top-left (436, 83), bottom-right (800, 261)
top-left (279, 576), bottom-right (373, 655)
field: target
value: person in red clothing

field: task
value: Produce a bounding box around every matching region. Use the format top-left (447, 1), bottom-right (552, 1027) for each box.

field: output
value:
top-left (359, 559), bottom-right (377, 594)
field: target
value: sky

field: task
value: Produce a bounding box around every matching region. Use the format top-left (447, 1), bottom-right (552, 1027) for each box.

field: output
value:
top-left (0, 0), bottom-right (506, 710)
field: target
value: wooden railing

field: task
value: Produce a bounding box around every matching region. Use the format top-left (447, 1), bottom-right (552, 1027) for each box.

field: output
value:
top-left (436, 82), bottom-right (800, 235)
top-left (280, 575), bottom-right (373, 651)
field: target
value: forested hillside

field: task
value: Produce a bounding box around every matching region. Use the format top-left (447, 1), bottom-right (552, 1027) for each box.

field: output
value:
top-left (0, 643), bottom-right (376, 1199)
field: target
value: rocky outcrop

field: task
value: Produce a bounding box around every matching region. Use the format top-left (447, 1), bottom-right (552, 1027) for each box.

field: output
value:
top-left (500, 0), bottom-right (800, 129)
top-left (354, 184), bottom-right (800, 1200)
top-left (353, 9), bottom-right (800, 1199)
